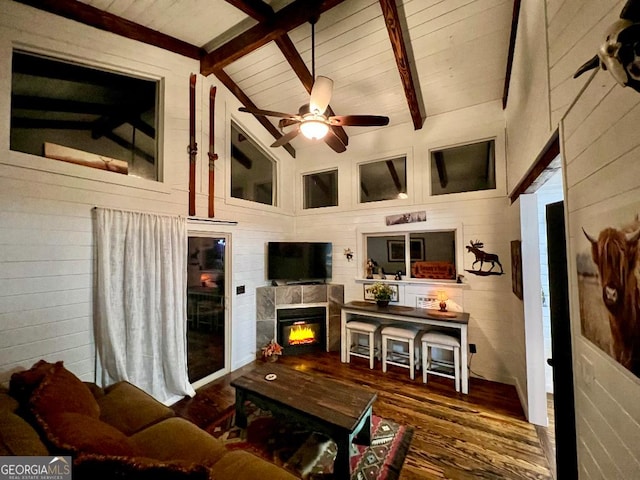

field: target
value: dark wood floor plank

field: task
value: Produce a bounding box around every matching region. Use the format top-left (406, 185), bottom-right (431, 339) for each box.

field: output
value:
top-left (173, 351), bottom-right (553, 479)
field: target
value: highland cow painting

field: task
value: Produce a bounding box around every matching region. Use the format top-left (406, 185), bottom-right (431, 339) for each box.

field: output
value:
top-left (577, 214), bottom-right (640, 378)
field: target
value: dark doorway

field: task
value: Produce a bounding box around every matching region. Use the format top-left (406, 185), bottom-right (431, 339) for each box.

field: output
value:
top-left (546, 201), bottom-right (578, 478)
top-left (186, 236), bottom-right (226, 383)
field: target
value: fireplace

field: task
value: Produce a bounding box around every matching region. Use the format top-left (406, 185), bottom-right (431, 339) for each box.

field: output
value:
top-left (277, 306), bottom-right (326, 355)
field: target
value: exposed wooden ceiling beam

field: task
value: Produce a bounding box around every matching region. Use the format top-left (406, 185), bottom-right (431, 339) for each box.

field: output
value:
top-left (225, 0), bottom-right (349, 147)
top-left (201, 0), bottom-right (348, 75)
top-left (502, 0), bottom-right (521, 109)
top-left (378, 0), bottom-right (423, 130)
top-left (231, 145), bottom-right (253, 169)
top-left (434, 151), bottom-right (448, 188)
top-left (385, 159), bottom-right (403, 193)
top-left (225, 0), bottom-right (273, 19)
top-left (214, 68), bottom-right (296, 158)
top-left (14, 0), bottom-right (204, 60)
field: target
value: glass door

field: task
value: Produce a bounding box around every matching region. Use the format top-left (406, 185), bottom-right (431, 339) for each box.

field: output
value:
top-left (186, 235), bottom-right (227, 383)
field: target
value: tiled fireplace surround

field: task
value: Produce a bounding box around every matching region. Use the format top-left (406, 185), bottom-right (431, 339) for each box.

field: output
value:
top-left (256, 284), bottom-right (344, 355)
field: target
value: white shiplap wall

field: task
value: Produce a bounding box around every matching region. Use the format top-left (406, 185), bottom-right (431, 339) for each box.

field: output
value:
top-left (294, 100), bottom-right (519, 385)
top-left (547, 1), bottom-right (640, 477)
top-left (562, 70), bottom-right (640, 479)
top-left (0, 0), bottom-right (296, 384)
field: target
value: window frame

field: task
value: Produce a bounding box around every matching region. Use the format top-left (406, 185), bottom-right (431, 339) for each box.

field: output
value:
top-left (429, 139), bottom-right (496, 197)
top-left (357, 222), bottom-right (464, 283)
top-left (3, 46), bottom-right (167, 193)
top-left (10, 49), bottom-right (161, 182)
top-left (302, 167), bottom-right (339, 210)
top-left (424, 134), bottom-right (507, 202)
top-left (228, 120), bottom-right (279, 209)
top-left (357, 154), bottom-right (408, 204)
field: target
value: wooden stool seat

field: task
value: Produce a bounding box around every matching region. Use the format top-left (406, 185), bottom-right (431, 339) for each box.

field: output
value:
top-left (346, 320), bottom-right (381, 369)
top-left (421, 330), bottom-right (461, 392)
top-left (381, 325), bottom-right (421, 379)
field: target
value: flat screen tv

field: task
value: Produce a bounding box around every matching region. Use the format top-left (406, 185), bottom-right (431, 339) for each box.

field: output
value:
top-left (267, 242), bottom-right (332, 282)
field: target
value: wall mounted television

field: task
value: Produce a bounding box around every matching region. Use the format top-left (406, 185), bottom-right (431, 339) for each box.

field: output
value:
top-left (267, 242), bottom-right (332, 283)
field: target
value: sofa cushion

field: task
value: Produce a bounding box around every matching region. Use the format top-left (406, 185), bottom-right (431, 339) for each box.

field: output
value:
top-left (0, 408), bottom-right (49, 456)
top-left (29, 362), bottom-right (100, 421)
top-left (130, 417), bottom-right (227, 466)
top-left (0, 389), bottom-right (19, 413)
top-left (74, 454), bottom-right (209, 480)
top-left (9, 360), bottom-right (57, 405)
top-left (99, 382), bottom-right (174, 435)
top-left (209, 449), bottom-right (298, 480)
top-left (36, 412), bottom-right (140, 457)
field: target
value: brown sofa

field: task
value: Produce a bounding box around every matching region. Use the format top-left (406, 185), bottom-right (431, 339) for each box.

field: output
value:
top-left (0, 360), bottom-right (297, 479)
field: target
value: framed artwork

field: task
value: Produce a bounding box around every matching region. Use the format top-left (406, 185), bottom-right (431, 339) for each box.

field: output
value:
top-left (576, 213), bottom-right (640, 378)
top-left (387, 239), bottom-right (425, 262)
top-left (363, 283), bottom-right (399, 302)
top-left (510, 240), bottom-right (523, 300)
top-left (385, 211), bottom-right (426, 226)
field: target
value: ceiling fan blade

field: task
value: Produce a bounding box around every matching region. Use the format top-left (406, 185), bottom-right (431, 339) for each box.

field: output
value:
top-left (239, 106), bottom-right (297, 119)
top-left (324, 128), bottom-right (346, 153)
top-left (278, 118), bottom-right (301, 129)
top-left (329, 115), bottom-right (390, 127)
top-left (309, 76), bottom-right (333, 115)
top-left (271, 128), bottom-right (300, 148)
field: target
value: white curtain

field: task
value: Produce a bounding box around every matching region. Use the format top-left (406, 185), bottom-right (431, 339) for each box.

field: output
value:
top-left (94, 207), bottom-right (195, 403)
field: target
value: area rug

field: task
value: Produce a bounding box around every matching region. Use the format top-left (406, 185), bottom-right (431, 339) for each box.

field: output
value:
top-left (207, 404), bottom-right (413, 480)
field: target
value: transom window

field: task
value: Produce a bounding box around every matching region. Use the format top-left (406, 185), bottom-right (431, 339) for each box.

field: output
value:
top-left (303, 169), bottom-right (338, 209)
top-left (365, 230), bottom-right (457, 281)
top-left (231, 122), bottom-right (276, 206)
top-left (359, 156), bottom-right (407, 203)
top-left (10, 50), bottom-right (159, 181)
top-left (430, 140), bottom-right (495, 196)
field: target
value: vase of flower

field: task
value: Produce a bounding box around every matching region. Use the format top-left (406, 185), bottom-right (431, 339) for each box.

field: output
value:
top-left (261, 339), bottom-right (283, 362)
top-left (369, 282), bottom-right (394, 307)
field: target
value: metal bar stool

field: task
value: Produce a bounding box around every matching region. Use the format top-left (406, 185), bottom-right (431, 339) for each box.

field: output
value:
top-left (421, 330), bottom-right (461, 392)
top-left (346, 320), bottom-right (381, 369)
top-left (381, 325), bottom-right (421, 380)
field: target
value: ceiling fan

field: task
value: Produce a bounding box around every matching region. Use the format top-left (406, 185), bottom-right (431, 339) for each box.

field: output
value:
top-left (238, 15), bottom-right (389, 153)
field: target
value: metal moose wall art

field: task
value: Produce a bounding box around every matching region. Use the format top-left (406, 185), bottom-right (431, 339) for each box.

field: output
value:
top-left (465, 240), bottom-right (504, 276)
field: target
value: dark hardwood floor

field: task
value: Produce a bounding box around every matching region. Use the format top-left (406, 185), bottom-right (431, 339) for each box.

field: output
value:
top-left (173, 351), bottom-right (553, 480)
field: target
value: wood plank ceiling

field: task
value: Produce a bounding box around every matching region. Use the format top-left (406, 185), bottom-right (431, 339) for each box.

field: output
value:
top-left (15, 0), bottom-right (517, 155)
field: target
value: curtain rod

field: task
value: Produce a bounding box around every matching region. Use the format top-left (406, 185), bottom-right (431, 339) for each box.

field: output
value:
top-left (93, 207), bottom-right (238, 225)
top-left (187, 217), bottom-right (238, 225)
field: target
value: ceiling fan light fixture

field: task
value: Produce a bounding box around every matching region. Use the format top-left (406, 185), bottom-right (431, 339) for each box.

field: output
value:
top-left (300, 117), bottom-right (329, 140)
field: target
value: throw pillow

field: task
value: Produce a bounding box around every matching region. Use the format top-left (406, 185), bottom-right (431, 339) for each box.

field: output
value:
top-left (36, 412), bottom-right (140, 457)
top-left (74, 454), bottom-right (209, 480)
top-left (29, 362), bottom-right (100, 422)
top-left (9, 360), bottom-right (57, 405)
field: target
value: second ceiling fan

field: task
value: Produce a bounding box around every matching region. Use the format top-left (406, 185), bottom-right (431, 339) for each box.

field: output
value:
top-left (239, 14), bottom-right (389, 153)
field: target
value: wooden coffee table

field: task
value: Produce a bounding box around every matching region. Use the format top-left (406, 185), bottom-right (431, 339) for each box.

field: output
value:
top-left (231, 362), bottom-right (377, 480)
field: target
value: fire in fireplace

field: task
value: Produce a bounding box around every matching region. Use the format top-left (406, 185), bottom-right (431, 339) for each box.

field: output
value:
top-left (277, 306), bottom-right (326, 355)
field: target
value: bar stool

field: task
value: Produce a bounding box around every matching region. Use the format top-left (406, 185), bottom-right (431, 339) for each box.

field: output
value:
top-left (381, 325), bottom-right (421, 380)
top-left (421, 330), bottom-right (461, 392)
top-left (345, 320), bottom-right (381, 369)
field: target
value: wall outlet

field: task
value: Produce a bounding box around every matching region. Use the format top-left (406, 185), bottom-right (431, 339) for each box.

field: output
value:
top-left (469, 343), bottom-right (477, 354)
top-left (236, 285), bottom-right (245, 295)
